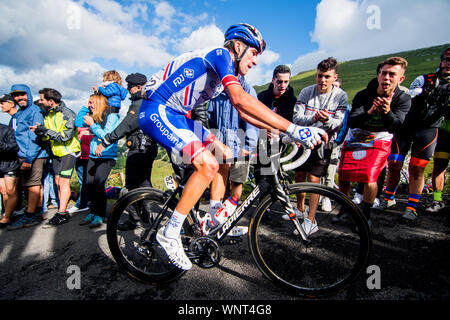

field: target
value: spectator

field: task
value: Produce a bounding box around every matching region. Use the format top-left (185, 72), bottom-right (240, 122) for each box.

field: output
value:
top-left (95, 73), bottom-right (158, 231)
top-left (34, 99), bottom-right (59, 215)
top-left (321, 78), bottom-right (352, 211)
top-left (41, 159), bottom-right (59, 213)
top-left (0, 94), bottom-right (20, 228)
top-left (31, 88), bottom-right (81, 227)
top-left (427, 121), bottom-right (450, 213)
top-left (377, 49), bottom-right (449, 222)
top-left (256, 65), bottom-right (297, 183)
top-left (7, 84), bottom-right (48, 231)
top-left (422, 48), bottom-right (450, 214)
top-left (337, 57), bottom-right (411, 229)
top-left (208, 76), bottom-right (259, 224)
top-left (292, 57), bottom-right (348, 234)
top-left (76, 93), bottom-right (120, 228)
top-left (67, 126), bottom-right (93, 214)
top-left (93, 70), bottom-right (128, 114)
top-left (258, 65), bottom-right (297, 123)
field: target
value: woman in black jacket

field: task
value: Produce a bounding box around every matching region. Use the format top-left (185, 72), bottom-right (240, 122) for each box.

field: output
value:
top-left (0, 123), bottom-right (20, 228)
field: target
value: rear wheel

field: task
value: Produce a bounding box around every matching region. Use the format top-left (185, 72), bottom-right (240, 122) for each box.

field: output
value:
top-left (249, 183), bottom-right (372, 297)
top-left (106, 188), bottom-right (186, 284)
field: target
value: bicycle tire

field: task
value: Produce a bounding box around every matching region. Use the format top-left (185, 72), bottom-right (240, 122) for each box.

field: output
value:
top-left (248, 183), bottom-right (372, 297)
top-left (106, 187), bottom-right (186, 284)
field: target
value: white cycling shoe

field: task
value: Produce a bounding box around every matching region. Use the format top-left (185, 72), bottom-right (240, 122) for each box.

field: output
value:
top-left (282, 207), bottom-right (308, 221)
top-left (156, 228), bottom-right (192, 271)
top-left (294, 217), bottom-right (319, 236)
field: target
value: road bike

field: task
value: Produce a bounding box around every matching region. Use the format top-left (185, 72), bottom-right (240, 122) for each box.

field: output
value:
top-left (106, 141), bottom-right (372, 297)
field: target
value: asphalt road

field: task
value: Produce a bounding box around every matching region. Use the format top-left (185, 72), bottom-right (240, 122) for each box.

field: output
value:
top-left (1, 195), bottom-right (449, 303)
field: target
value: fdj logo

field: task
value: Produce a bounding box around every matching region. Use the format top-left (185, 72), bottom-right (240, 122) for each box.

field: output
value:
top-left (173, 74), bottom-right (185, 87)
top-left (299, 128), bottom-right (311, 140)
top-left (183, 68), bottom-right (194, 79)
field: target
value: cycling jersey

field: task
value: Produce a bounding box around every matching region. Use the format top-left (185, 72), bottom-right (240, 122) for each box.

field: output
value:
top-left (141, 47), bottom-right (238, 114)
top-left (139, 47), bottom-right (240, 161)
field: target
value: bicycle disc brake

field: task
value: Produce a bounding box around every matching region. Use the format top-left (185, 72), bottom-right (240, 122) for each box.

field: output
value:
top-left (188, 237), bottom-right (221, 269)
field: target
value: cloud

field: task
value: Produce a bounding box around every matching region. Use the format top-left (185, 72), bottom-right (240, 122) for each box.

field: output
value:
top-left (174, 24), bottom-right (224, 52)
top-left (0, 0), bottom-right (171, 71)
top-left (291, 0), bottom-right (450, 74)
top-left (151, 0), bottom-right (209, 37)
top-left (292, 50), bottom-right (328, 75)
top-left (0, 59), bottom-right (116, 113)
top-left (0, 0), bottom-right (235, 120)
top-left (258, 50), bottom-right (280, 66)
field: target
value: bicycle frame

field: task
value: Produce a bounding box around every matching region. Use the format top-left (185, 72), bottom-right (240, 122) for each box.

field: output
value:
top-left (154, 146), bottom-right (310, 244)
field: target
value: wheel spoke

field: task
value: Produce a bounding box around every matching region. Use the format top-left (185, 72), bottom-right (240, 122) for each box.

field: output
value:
top-left (250, 183), bottom-right (371, 297)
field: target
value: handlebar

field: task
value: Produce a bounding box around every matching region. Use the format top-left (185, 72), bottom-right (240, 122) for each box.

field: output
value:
top-left (279, 135), bottom-right (313, 172)
top-left (220, 134), bottom-right (319, 174)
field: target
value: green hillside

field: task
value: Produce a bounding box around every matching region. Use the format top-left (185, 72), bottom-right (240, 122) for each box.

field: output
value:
top-left (254, 43), bottom-right (449, 103)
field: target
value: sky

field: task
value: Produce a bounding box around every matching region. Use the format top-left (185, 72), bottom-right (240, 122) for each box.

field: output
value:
top-left (1, 0), bottom-right (449, 124)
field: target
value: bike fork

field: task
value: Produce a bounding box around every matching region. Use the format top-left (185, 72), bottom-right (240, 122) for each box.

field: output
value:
top-left (273, 178), bottom-right (309, 243)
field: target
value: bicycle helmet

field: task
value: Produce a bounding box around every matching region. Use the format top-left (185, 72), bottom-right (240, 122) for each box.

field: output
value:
top-left (225, 23), bottom-right (266, 54)
top-left (224, 23), bottom-right (266, 75)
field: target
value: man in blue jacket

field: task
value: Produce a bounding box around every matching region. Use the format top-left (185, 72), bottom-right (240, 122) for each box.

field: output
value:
top-left (7, 84), bottom-right (49, 230)
top-left (207, 76), bottom-right (259, 233)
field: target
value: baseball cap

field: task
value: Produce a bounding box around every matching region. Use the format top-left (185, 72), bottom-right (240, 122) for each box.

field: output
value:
top-left (0, 93), bottom-right (14, 103)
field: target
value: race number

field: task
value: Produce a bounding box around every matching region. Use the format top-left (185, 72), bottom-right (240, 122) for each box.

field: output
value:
top-left (164, 175), bottom-right (178, 190)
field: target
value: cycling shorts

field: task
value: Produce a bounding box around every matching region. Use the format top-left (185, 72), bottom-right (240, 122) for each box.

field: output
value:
top-left (294, 141), bottom-right (333, 178)
top-left (0, 170), bottom-right (18, 178)
top-left (53, 153), bottom-right (78, 178)
top-left (388, 128), bottom-right (438, 167)
top-left (138, 101), bottom-right (216, 163)
top-left (434, 128), bottom-right (450, 160)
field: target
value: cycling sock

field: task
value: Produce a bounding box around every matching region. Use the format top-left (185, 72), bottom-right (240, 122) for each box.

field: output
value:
top-left (384, 187), bottom-right (396, 201)
top-left (209, 200), bottom-right (222, 215)
top-left (406, 194), bottom-right (421, 212)
top-left (433, 190), bottom-right (443, 202)
top-left (164, 209), bottom-right (187, 239)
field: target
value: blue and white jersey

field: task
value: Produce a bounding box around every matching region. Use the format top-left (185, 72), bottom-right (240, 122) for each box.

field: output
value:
top-left (142, 47), bottom-right (239, 114)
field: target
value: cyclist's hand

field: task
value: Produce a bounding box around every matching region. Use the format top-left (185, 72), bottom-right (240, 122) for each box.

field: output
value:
top-left (286, 124), bottom-right (327, 149)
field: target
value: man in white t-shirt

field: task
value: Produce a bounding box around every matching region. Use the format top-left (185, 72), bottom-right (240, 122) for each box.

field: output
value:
top-left (290, 57), bottom-right (348, 235)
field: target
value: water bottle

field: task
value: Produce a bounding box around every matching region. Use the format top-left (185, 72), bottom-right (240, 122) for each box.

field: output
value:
top-left (212, 195), bottom-right (239, 226)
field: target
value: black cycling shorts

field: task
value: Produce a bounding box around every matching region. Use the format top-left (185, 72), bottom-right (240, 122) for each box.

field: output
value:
top-left (294, 141), bottom-right (333, 177)
top-left (389, 127), bottom-right (438, 167)
top-left (53, 154), bottom-right (78, 178)
top-left (0, 170), bottom-right (18, 178)
top-left (434, 128), bottom-right (450, 160)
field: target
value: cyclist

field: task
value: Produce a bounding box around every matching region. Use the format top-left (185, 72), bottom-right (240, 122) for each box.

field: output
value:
top-left (138, 23), bottom-right (326, 270)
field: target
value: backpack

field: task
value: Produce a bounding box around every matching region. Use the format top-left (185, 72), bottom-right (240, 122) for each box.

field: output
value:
top-left (411, 73), bottom-right (449, 127)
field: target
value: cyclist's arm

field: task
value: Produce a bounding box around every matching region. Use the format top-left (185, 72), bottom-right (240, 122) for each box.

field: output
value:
top-left (225, 83), bottom-right (291, 132)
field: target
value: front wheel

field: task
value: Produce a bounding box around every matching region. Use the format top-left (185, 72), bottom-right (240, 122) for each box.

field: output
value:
top-left (106, 187), bottom-right (186, 284)
top-left (248, 183), bottom-right (372, 297)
